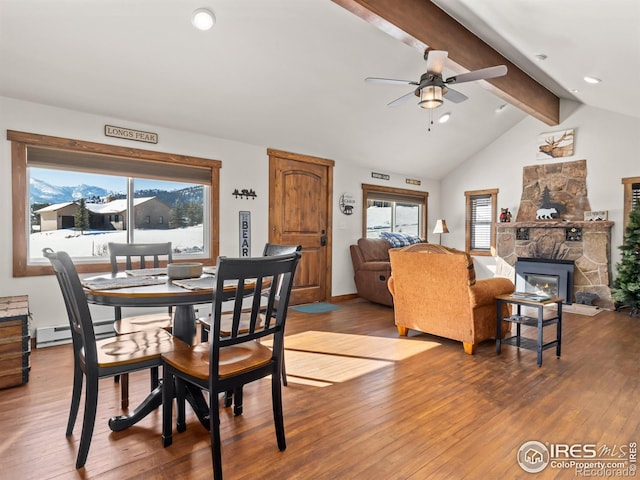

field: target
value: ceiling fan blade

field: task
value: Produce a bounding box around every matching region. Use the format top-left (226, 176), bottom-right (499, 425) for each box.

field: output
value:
top-left (443, 87), bottom-right (468, 103)
top-left (387, 90), bottom-right (416, 107)
top-left (445, 65), bottom-right (507, 84)
top-left (365, 77), bottom-right (418, 86)
top-left (425, 50), bottom-right (448, 75)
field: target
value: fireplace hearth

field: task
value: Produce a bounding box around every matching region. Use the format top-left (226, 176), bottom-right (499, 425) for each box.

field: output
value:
top-left (496, 220), bottom-right (614, 309)
top-left (515, 257), bottom-right (574, 304)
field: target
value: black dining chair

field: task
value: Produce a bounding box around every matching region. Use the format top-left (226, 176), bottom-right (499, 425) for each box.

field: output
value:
top-left (198, 242), bottom-right (302, 390)
top-left (43, 248), bottom-right (180, 469)
top-left (108, 241), bottom-right (174, 333)
top-left (108, 242), bottom-right (173, 408)
top-left (260, 243), bottom-right (301, 386)
top-left (161, 252), bottom-right (300, 480)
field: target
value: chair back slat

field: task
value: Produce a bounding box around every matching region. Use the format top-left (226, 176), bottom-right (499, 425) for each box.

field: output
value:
top-left (43, 248), bottom-right (99, 367)
top-left (108, 242), bottom-right (172, 274)
top-left (208, 253), bottom-right (300, 381)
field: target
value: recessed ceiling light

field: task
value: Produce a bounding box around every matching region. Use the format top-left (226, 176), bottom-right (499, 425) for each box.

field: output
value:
top-left (191, 8), bottom-right (215, 31)
top-left (583, 76), bottom-right (601, 84)
top-left (438, 112), bottom-right (451, 124)
top-left (534, 54), bottom-right (547, 61)
top-left (570, 88), bottom-right (579, 93)
top-left (495, 104), bottom-right (507, 113)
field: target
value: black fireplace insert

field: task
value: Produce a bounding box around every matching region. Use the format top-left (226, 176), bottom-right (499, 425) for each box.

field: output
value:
top-left (515, 257), bottom-right (575, 304)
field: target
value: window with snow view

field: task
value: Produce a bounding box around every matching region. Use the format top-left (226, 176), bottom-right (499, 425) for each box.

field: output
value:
top-left (361, 184), bottom-right (428, 239)
top-left (29, 167), bottom-right (207, 261)
top-left (9, 131), bottom-right (220, 276)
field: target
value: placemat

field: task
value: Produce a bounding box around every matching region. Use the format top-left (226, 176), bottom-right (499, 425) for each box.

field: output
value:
top-left (82, 276), bottom-right (166, 290)
top-left (125, 267), bottom-right (167, 277)
top-left (172, 277), bottom-right (215, 290)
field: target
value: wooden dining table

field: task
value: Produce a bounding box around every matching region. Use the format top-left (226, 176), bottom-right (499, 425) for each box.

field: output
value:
top-left (83, 269), bottom-right (256, 431)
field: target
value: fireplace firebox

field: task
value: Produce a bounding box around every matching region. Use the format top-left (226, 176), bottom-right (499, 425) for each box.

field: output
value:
top-left (515, 257), bottom-right (575, 304)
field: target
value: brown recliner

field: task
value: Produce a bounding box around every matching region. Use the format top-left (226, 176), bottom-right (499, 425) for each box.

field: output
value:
top-left (349, 238), bottom-right (394, 306)
top-left (387, 243), bottom-right (514, 354)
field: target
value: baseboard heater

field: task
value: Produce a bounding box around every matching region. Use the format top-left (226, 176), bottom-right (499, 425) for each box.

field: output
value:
top-left (36, 320), bottom-right (115, 348)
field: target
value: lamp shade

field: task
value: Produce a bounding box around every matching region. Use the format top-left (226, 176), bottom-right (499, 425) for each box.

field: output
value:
top-left (433, 219), bottom-right (449, 234)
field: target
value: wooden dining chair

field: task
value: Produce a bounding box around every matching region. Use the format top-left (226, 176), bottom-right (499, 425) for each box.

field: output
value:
top-left (161, 252), bottom-right (300, 480)
top-left (108, 242), bottom-right (174, 333)
top-left (261, 243), bottom-right (301, 386)
top-left (43, 248), bottom-right (181, 469)
top-left (108, 242), bottom-right (173, 408)
top-left (199, 243), bottom-right (301, 384)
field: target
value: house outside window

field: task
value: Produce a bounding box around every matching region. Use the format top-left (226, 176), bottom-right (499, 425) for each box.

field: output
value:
top-left (361, 184), bottom-right (428, 239)
top-left (9, 130), bottom-right (220, 276)
top-left (465, 189), bottom-right (498, 255)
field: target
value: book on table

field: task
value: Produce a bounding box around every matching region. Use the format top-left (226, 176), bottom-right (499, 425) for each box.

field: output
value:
top-left (509, 291), bottom-right (552, 302)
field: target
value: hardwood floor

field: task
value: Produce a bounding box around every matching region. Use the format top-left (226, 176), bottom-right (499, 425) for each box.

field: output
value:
top-left (1, 299), bottom-right (638, 479)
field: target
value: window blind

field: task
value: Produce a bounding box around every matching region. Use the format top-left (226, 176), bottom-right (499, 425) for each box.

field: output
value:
top-left (28, 146), bottom-right (212, 185)
top-left (633, 182), bottom-right (640, 208)
top-left (470, 195), bottom-right (492, 251)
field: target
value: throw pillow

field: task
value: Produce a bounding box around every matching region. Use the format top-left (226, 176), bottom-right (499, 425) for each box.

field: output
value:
top-left (380, 231), bottom-right (422, 247)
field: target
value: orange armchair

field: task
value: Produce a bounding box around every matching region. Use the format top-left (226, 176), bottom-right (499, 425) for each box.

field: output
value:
top-left (387, 243), bottom-right (514, 354)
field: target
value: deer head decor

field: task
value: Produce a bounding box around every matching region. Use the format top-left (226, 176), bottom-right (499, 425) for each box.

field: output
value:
top-left (538, 130), bottom-right (574, 158)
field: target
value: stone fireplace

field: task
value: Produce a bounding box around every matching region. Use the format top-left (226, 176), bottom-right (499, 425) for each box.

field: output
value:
top-left (496, 159), bottom-right (614, 309)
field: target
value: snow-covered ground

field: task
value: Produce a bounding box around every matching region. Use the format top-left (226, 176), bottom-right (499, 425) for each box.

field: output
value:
top-left (366, 205), bottom-right (419, 237)
top-left (29, 207), bottom-right (418, 258)
top-left (30, 225), bottom-right (204, 260)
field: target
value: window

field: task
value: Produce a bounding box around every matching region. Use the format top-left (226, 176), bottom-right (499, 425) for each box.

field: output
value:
top-left (361, 184), bottom-right (428, 238)
top-left (622, 177), bottom-right (640, 231)
top-left (465, 189), bottom-right (498, 255)
top-left (9, 130), bottom-right (221, 277)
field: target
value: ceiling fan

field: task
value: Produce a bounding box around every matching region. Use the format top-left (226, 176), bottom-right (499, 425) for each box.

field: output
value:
top-left (365, 49), bottom-right (508, 109)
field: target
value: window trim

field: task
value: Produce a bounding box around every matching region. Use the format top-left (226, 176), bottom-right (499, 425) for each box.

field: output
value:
top-left (622, 176), bottom-right (640, 231)
top-left (465, 188), bottom-right (498, 256)
top-left (8, 130), bottom-right (221, 277)
top-left (361, 183), bottom-right (428, 238)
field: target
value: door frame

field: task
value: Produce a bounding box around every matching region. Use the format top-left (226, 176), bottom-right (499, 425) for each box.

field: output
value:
top-left (267, 148), bottom-right (334, 303)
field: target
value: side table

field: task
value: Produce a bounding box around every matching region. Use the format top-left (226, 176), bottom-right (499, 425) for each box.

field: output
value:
top-left (495, 294), bottom-right (563, 367)
top-left (0, 295), bottom-right (31, 388)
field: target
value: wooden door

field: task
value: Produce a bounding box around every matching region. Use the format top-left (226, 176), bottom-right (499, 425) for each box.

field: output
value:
top-left (268, 149), bottom-right (334, 305)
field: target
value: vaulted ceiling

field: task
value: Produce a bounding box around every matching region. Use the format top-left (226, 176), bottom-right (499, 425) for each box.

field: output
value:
top-left (1, 1), bottom-right (638, 179)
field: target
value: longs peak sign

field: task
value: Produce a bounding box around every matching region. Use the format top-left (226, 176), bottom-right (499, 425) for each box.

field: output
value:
top-left (105, 125), bottom-right (158, 144)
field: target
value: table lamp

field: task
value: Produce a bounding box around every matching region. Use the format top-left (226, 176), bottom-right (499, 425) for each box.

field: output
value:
top-left (433, 219), bottom-right (449, 245)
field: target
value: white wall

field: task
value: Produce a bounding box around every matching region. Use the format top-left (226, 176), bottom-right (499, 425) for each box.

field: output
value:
top-left (0, 96), bottom-right (439, 332)
top-left (440, 100), bottom-right (640, 279)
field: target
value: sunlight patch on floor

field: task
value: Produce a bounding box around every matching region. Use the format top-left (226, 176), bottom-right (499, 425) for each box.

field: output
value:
top-left (284, 330), bottom-right (440, 361)
top-left (284, 349), bottom-right (391, 386)
top-left (276, 331), bottom-right (441, 387)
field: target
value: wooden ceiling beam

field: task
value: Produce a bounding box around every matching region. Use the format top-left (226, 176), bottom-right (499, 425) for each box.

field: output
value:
top-left (331, 0), bottom-right (560, 126)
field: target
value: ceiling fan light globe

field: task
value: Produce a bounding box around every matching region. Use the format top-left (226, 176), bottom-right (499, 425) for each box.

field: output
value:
top-left (418, 85), bottom-right (443, 109)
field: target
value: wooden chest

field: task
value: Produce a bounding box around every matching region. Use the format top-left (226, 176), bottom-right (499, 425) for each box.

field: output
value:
top-left (0, 295), bottom-right (31, 389)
